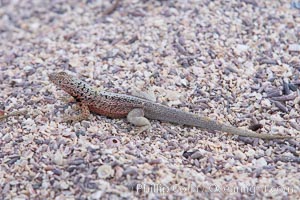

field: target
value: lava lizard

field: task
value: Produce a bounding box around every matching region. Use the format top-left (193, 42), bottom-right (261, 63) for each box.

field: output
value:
top-left (48, 72), bottom-right (292, 140)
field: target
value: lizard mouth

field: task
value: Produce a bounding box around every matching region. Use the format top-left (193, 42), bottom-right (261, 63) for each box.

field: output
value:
top-left (48, 72), bottom-right (62, 85)
top-left (48, 73), bottom-right (54, 81)
top-left (48, 73), bottom-right (57, 84)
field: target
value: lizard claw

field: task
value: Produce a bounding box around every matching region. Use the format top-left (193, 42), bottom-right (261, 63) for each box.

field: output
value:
top-left (58, 96), bottom-right (76, 103)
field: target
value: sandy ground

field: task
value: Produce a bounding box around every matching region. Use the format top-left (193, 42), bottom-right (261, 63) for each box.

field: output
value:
top-left (1, 0), bottom-right (300, 199)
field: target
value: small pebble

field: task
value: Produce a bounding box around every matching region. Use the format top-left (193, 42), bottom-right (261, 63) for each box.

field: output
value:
top-left (190, 151), bottom-right (204, 159)
top-left (24, 65), bottom-right (36, 76)
top-left (97, 164), bottom-right (114, 179)
top-left (105, 137), bottom-right (121, 148)
top-left (252, 157), bottom-right (268, 168)
top-left (288, 44), bottom-right (300, 52)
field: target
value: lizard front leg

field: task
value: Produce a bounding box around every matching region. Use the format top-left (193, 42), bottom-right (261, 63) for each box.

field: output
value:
top-left (61, 103), bottom-right (90, 123)
top-left (127, 108), bottom-right (151, 134)
top-left (59, 96), bottom-right (83, 111)
top-left (59, 96), bottom-right (77, 104)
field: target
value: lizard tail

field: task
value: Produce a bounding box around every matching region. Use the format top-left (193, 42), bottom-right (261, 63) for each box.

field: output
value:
top-left (144, 103), bottom-right (292, 139)
top-left (219, 124), bottom-right (292, 139)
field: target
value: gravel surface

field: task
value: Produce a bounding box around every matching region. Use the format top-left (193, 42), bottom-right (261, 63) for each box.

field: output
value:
top-left (1, 0), bottom-right (300, 199)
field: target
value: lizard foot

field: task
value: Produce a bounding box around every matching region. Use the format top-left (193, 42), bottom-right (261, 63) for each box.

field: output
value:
top-left (60, 103), bottom-right (90, 124)
top-left (59, 96), bottom-right (76, 103)
top-left (132, 124), bottom-right (151, 135)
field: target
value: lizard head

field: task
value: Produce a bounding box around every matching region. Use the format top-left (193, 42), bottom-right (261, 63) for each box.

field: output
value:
top-left (48, 72), bottom-right (93, 99)
top-left (48, 71), bottom-right (79, 93)
top-left (49, 72), bottom-right (73, 86)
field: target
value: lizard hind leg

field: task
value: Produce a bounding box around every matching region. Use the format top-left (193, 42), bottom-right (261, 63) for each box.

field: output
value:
top-left (127, 108), bottom-right (151, 135)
